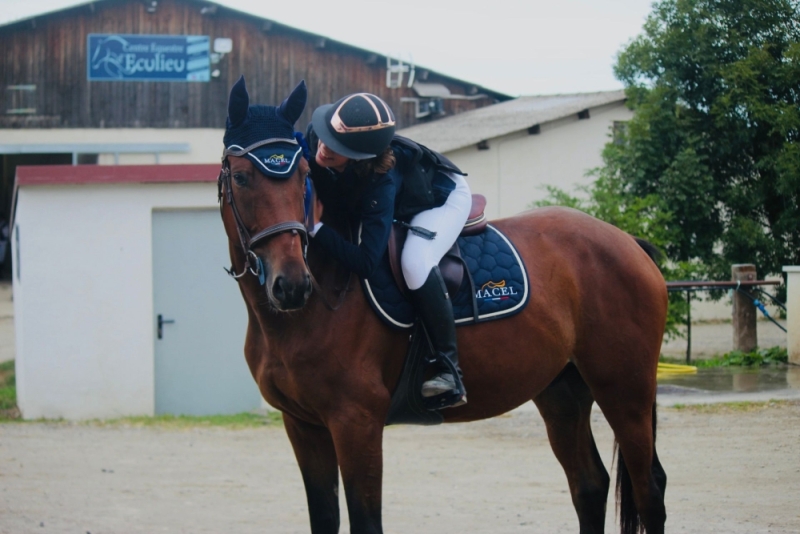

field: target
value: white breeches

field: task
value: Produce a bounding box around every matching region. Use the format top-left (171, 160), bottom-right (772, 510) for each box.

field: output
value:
top-left (401, 172), bottom-right (472, 290)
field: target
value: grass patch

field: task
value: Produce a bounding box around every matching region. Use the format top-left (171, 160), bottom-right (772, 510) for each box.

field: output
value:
top-left (86, 411), bottom-right (284, 429)
top-left (660, 346), bottom-right (788, 368)
top-left (668, 399), bottom-right (798, 413)
top-left (0, 360), bottom-right (20, 420)
top-left (0, 360), bottom-right (282, 428)
top-left (0, 410), bottom-right (284, 428)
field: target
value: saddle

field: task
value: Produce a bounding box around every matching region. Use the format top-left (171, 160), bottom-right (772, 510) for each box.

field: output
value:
top-left (368, 194), bottom-right (527, 425)
top-left (388, 194), bottom-right (488, 298)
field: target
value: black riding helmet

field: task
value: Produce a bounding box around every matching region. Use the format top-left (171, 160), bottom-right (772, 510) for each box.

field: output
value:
top-left (311, 93), bottom-right (396, 160)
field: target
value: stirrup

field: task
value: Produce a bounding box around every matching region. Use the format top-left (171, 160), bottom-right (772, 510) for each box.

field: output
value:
top-left (422, 373), bottom-right (467, 410)
top-left (422, 389), bottom-right (467, 411)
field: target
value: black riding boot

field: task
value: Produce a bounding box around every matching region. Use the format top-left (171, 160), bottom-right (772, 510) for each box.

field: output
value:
top-left (409, 266), bottom-right (467, 409)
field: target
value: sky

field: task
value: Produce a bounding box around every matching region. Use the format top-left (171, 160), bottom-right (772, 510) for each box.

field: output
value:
top-left (0, 0), bottom-right (656, 96)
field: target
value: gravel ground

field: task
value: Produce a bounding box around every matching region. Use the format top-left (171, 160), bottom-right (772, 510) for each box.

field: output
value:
top-left (2, 282), bottom-right (798, 533)
top-left (1, 403), bottom-right (799, 534)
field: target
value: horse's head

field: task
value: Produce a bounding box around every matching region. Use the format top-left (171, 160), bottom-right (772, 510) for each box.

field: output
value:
top-left (219, 76), bottom-right (312, 311)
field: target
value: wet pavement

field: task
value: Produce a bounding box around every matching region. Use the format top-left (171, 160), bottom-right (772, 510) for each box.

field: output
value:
top-left (656, 365), bottom-right (800, 406)
top-left (656, 318), bottom-right (799, 405)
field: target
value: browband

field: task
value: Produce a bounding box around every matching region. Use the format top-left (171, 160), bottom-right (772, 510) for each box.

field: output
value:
top-left (222, 137), bottom-right (298, 159)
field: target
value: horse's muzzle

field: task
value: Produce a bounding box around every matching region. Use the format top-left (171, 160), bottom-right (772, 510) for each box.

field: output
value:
top-left (270, 271), bottom-right (312, 310)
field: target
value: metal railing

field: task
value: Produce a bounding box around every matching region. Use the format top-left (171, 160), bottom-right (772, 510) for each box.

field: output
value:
top-left (666, 280), bottom-right (784, 363)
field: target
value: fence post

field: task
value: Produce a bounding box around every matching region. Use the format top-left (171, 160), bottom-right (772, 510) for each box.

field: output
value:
top-left (783, 266), bottom-right (800, 365)
top-left (732, 264), bottom-right (757, 352)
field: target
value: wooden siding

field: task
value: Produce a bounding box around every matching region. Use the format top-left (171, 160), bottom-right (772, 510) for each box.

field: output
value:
top-left (0, 0), bottom-right (504, 130)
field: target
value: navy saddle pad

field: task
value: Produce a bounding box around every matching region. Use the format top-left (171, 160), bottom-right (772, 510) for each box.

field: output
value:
top-left (361, 224), bottom-right (530, 330)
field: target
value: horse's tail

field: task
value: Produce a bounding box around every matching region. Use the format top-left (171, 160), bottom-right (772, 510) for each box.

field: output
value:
top-left (633, 237), bottom-right (663, 265)
top-left (614, 402), bottom-right (658, 534)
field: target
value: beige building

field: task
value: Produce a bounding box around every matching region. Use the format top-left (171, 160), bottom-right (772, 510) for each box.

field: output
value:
top-left (399, 90), bottom-right (632, 219)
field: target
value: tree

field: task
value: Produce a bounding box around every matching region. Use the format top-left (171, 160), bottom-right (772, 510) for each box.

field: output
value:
top-left (569, 0), bottom-right (800, 280)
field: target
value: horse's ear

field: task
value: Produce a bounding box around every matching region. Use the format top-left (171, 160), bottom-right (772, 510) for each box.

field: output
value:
top-left (228, 75), bottom-right (249, 128)
top-left (278, 80), bottom-right (307, 126)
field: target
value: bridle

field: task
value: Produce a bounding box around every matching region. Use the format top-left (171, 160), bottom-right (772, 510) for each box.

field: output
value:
top-left (217, 135), bottom-right (352, 311)
top-left (217, 137), bottom-right (309, 285)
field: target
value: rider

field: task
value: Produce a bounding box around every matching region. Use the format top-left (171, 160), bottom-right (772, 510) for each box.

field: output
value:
top-left (307, 92), bottom-right (472, 409)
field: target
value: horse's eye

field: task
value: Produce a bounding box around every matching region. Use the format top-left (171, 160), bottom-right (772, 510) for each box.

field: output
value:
top-left (233, 172), bottom-right (248, 186)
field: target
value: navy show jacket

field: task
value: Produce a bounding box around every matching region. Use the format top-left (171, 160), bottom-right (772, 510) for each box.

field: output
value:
top-left (311, 162), bottom-right (401, 279)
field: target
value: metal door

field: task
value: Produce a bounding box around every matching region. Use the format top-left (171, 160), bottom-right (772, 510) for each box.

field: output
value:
top-left (152, 209), bottom-right (260, 415)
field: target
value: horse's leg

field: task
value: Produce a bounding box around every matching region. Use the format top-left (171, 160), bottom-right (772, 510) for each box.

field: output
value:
top-left (611, 403), bottom-right (666, 534)
top-left (581, 369), bottom-right (665, 534)
top-left (534, 363), bottom-right (610, 534)
top-left (283, 412), bottom-right (341, 534)
top-left (327, 409), bottom-right (386, 534)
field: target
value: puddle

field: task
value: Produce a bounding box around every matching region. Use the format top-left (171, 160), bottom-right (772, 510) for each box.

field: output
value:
top-left (658, 365), bottom-right (800, 394)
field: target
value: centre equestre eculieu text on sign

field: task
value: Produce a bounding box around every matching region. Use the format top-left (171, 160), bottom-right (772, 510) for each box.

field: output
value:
top-left (87, 34), bottom-right (210, 82)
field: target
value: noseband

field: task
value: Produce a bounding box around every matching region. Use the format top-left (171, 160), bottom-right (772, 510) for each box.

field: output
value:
top-left (218, 138), bottom-right (309, 285)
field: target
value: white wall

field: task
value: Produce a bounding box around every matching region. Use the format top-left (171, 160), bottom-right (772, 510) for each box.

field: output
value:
top-left (12, 182), bottom-right (218, 419)
top-left (0, 128), bottom-right (223, 165)
top-left (446, 102), bottom-right (634, 220)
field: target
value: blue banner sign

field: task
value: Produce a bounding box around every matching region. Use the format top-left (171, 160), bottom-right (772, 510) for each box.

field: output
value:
top-left (87, 34), bottom-right (210, 82)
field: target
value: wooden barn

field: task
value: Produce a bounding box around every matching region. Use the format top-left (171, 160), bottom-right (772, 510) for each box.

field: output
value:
top-left (0, 0), bottom-right (509, 277)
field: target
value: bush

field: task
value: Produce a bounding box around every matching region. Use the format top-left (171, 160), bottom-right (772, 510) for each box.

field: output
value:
top-left (720, 347), bottom-right (788, 367)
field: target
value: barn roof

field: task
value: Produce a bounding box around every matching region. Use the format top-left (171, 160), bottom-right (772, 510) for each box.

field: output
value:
top-left (10, 163), bottom-right (220, 227)
top-left (0, 0), bottom-right (510, 103)
top-left (398, 90), bottom-right (626, 153)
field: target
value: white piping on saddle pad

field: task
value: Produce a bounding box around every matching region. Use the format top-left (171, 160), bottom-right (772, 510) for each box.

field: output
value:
top-left (361, 224), bottom-right (529, 329)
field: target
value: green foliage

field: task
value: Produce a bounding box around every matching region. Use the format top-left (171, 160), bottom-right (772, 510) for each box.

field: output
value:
top-left (0, 360), bottom-right (17, 415)
top-left (719, 346), bottom-right (788, 366)
top-left (613, 0), bottom-right (800, 279)
top-left (534, 0), bottom-right (799, 336)
top-left (91, 411), bottom-right (283, 429)
top-left (661, 346), bottom-right (788, 367)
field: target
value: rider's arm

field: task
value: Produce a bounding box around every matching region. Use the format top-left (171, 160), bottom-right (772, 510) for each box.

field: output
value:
top-left (312, 173), bottom-right (396, 278)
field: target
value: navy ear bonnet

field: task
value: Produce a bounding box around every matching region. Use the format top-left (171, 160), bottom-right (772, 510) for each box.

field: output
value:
top-left (223, 75), bottom-right (307, 179)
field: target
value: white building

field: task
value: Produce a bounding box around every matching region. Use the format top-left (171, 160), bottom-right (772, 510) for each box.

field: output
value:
top-left (399, 90), bottom-right (632, 219)
top-left (11, 164), bottom-right (262, 419)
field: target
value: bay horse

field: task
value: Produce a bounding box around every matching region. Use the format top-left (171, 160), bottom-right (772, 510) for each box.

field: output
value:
top-left (218, 83), bottom-right (668, 534)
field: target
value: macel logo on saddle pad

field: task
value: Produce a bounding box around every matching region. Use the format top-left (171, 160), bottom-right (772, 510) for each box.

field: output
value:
top-left (476, 280), bottom-right (518, 301)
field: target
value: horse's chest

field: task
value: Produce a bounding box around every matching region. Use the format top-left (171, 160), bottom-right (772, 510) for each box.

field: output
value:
top-left (257, 361), bottom-right (322, 419)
